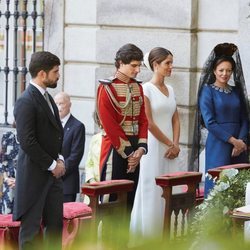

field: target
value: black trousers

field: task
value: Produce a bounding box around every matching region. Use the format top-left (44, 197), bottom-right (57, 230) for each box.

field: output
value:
top-left (19, 177), bottom-right (63, 250)
top-left (103, 136), bottom-right (140, 211)
top-left (63, 193), bottom-right (77, 203)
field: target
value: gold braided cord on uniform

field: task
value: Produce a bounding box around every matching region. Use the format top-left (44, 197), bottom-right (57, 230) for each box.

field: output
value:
top-left (103, 85), bottom-right (133, 125)
top-left (104, 84), bottom-right (132, 109)
top-left (138, 138), bottom-right (147, 144)
top-left (96, 85), bottom-right (128, 127)
top-left (117, 137), bottom-right (132, 159)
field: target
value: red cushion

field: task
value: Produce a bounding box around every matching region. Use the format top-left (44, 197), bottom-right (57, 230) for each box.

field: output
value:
top-left (63, 202), bottom-right (92, 220)
top-left (208, 163), bottom-right (250, 179)
top-left (156, 172), bottom-right (202, 187)
top-left (88, 179), bottom-right (131, 186)
top-left (82, 179), bottom-right (134, 196)
top-left (217, 163), bottom-right (250, 170)
top-left (161, 171), bottom-right (195, 177)
top-left (0, 214), bottom-right (20, 228)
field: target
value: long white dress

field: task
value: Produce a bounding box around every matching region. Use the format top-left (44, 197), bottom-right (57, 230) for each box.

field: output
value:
top-left (130, 81), bottom-right (178, 240)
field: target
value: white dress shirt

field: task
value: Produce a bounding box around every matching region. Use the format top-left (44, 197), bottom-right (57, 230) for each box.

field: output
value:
top-left (60, 113), bottom-right (71, 128)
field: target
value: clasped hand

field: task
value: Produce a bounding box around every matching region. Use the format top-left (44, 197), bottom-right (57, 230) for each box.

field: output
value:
top-left (165, 144), bottom-right (180, 159)
top-left (127, 148), bottom-right (144, 173)
top-left (52, 159), bottom-right (66, 178)
top-left (231, 139), bottom-right (247, 157)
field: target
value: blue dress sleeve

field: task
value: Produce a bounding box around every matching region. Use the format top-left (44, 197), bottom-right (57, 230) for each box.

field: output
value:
top-left (199, 86), bottom-right (232, 142)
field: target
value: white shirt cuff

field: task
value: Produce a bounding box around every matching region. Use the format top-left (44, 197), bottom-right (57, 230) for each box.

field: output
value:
top-left (48, 155), bottom-right (64, 171)
top-left (58, 154), bottom-right (64, 162)
top-left (48, 160), bottom-right (56, 171)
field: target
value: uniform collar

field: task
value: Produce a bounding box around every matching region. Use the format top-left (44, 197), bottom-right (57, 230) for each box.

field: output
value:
top-left (115, 71), bottom-right (131, 84)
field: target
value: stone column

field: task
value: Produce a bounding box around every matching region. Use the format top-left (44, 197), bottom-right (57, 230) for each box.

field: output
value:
top-left (44, 0), bottom-right (64, 94)
top-left (239, 0), bottom-right (250, 92)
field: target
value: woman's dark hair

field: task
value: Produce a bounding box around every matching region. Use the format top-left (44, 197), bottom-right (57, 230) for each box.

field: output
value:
top-left (212, 56), bottom-right (236, 71)
top-left (148, 47), bottom-right (173, 71)
top-left (29, 51), bottom-right (60, 78)
top-left (115, 43), bottom-right (143, 69)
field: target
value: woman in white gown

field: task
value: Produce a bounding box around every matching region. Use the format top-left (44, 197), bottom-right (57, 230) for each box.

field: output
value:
top-left (130, 47), bottom-right (180, 241)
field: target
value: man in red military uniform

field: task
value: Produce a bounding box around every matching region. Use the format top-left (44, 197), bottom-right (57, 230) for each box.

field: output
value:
top-left (97, 43), bottom-right (148, 209)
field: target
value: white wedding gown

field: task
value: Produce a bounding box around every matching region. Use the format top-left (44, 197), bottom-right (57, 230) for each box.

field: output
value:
top-left (130, 82), bottom-right (178, 240)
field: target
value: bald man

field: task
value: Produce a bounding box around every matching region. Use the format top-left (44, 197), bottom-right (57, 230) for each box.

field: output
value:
top-left (54, 92), bottom-right (85, 202)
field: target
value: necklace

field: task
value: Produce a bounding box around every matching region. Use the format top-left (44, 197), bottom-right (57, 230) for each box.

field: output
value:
top-left (211, 83), bottom-right (232, 94)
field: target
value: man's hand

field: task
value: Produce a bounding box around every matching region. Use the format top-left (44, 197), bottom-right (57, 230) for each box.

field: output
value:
top-left (52, 160), bottom-right (66, 178)
top-left (127, 148), bottom-right (145, 173)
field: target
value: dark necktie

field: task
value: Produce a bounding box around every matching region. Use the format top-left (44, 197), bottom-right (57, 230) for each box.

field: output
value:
top-left (44, 91), bottom-right (54, 114)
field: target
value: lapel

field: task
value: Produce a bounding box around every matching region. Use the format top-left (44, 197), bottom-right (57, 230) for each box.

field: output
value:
top-left (28, 84), bottom-right (62, 132)
top-left (63, 115), bottom-right (73, 135)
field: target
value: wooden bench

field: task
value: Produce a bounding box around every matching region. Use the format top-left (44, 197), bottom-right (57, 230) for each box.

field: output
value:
top-left (0, 180), bottom-right (134, 249)
top-left (155, 171), bottom-right (202, 239)
top-left (62, 202), bottom-right (92, 249)
top-left (207, 163), bottom-right (250, 179)
top-left (82, 179), bottom-right (134, 223)
top-left (0, 214), bottom-right (20, 250)
top-left (82, 179), bottom-right (134, 246)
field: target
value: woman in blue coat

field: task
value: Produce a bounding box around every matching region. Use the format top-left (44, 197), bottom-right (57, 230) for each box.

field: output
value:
top-left (191, 43), bottom-right (250, 197)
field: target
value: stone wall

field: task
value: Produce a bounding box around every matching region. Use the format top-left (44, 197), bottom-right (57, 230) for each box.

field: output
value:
top-left (43, 0), bottom-right (250, 173)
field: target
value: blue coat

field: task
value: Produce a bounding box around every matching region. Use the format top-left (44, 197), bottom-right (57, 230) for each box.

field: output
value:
top-left (62, 115), bottom-right (85, 195)
top-left (199, 84), bottom-right (249, 196)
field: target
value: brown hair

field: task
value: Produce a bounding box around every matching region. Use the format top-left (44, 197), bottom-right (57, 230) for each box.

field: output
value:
top-left (114, 43), bottom-right (143, 69)
top-left (148, 47), bottom-right (173, 71)
top-left (29, 51), bottom-right (60, 78)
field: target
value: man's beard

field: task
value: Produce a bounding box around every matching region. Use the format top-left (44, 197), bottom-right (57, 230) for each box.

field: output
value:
top-left (44, 79), bottom-right (58, 89)
top-left (48, 83), bottom-right (57, 89)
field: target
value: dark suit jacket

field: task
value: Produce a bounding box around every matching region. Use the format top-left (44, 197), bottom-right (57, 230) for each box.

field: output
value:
top-left (62, 115), bottom-right (85, 195)
top-left (13, 84), bottom-right (64, 221)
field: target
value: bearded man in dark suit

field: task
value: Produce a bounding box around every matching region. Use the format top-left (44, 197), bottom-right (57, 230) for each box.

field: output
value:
top-left (54, 92), bottom-right (85, 202)
top-left (13, 51), bottom-right (65, 250)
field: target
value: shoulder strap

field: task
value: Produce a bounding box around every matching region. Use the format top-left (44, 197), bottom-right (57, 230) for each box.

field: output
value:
top-left (98, 79), bottom-right (113, 85)
top-left (132, 78), bottom-right (142, 84)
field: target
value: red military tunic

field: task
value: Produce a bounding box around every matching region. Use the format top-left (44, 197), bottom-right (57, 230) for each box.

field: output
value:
top-left (97, 71), bottom-right (148, 172)
top-left (97, 71), bottom-right (148, 207)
